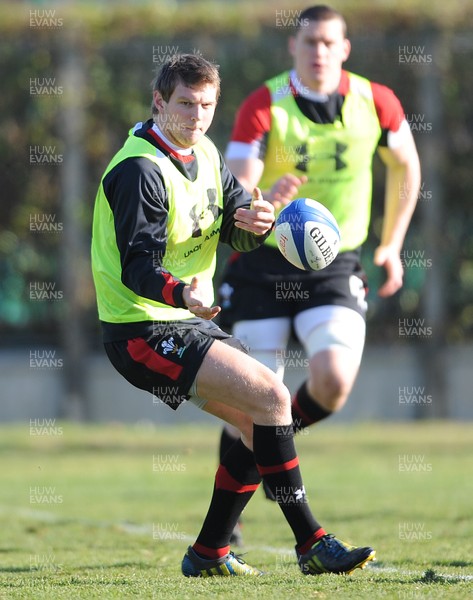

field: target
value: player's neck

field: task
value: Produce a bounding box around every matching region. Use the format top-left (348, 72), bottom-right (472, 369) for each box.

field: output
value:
top-left (291, 69), bottom-right (341, 99)
top-left (152, 122), bottom-right (193, 155)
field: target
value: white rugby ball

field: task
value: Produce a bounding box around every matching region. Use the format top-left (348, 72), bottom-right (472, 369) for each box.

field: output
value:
top-left (275, 198), bottom-right (340, 271)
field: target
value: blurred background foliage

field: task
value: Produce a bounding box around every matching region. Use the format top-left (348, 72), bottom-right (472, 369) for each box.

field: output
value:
top-left (1, 0), bottom-right (472, 348)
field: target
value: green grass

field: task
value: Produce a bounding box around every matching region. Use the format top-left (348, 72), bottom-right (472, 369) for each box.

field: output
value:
top-left (0, 421), bottom-right (471, 599)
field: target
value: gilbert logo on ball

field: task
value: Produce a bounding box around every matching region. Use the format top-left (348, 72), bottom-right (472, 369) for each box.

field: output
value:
top-left (275, 198), bottom-right (341, 270)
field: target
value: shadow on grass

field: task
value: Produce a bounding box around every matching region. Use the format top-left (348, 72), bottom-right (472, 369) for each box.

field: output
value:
top-left (0, 560), bottom-right (153, 574)
top-left (368, 563), bottom-right (472, 586)
top-left (80, 560), bottom-right (154, 571)
top-left (431, 560), bottom-right (473, 568)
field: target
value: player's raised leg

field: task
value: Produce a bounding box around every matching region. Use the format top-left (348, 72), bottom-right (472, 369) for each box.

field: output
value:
top-left (218, 317), bottom-right (291, 512)
top-left (218, 316), bottom-right (290, 467)
top-left (182, 339), bottom-right (375, 577)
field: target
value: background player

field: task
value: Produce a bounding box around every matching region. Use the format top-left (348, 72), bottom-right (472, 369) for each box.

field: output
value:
top-left (218, 5), bottom-right (421, 519)
top-left (91, 53), bottom-right (375, 577)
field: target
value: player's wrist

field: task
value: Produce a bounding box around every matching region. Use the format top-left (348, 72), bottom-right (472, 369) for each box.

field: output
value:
top-left (179, 283), bottom-right (191, 309)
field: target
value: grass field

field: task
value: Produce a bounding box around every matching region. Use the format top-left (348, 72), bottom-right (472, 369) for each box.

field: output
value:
top-left (0, 421), bottom-right (471, 599)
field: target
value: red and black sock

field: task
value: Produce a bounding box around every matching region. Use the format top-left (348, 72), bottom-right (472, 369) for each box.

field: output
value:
top-left (253, 423), bottom-right (326, 549)
top-left (193, 438), bottom-right (261, 559)
top-left (292, 381), bottom-right (332, 432)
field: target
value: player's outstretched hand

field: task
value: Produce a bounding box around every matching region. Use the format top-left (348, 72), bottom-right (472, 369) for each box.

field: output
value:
top-left (374, 245), bottom-right (404, 297)
top-left (269, 173), bottom-right (308, 211)
top-left (234, 187), bottom-right (275, 235)
top-left (183, 277), bottom-right (221, 320)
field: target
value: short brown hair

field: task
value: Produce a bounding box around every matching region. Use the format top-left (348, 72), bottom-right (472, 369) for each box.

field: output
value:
top-left (152, 54), bottom-right (220, 115)
top-left (297, 5), bottom-right (347, 36)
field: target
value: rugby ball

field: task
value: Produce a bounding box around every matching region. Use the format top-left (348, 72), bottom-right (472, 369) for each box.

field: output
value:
top-left (275, 198), bottom-right (340, 271)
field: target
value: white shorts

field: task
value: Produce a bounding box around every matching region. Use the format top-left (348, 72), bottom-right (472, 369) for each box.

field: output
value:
top-left (233, 305), bottom-right (366, 366)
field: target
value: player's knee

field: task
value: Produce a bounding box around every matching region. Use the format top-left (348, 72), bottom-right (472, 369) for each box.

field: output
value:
top-left (250, 365), bottom-right (291, 424)
top-left (308, 371), bottom-right (352, 412)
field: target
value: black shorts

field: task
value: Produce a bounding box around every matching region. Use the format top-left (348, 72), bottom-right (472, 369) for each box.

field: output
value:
top-left (104, 318), bottom-right (246, 411)
top-left (218, 246), bottom-right (368, 329)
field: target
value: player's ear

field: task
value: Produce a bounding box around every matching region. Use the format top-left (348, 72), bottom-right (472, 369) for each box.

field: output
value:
top-left (288, 36), bottom-right (296, 58)
top-left (153, 90), bottom-right (165, 112)
top-left (341, 38), bottom-right (351, 62)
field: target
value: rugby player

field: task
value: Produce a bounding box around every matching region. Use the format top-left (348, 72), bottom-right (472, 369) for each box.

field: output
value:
top-left (91, 53), bottom-right (376, 577)
top-left (217, 5), bottom-right (421, 526)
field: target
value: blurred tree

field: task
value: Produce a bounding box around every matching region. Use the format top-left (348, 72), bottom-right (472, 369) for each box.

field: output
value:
top-left (0, 2), bottom-right (472, 415)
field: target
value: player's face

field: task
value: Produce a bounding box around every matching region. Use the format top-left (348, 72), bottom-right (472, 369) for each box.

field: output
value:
top-left (289, 18), bottom-right (351, 93)
top-left (153, 82), bottom-right (218, 149)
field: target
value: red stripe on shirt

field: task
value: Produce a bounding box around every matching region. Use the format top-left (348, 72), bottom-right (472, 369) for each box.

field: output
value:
top-left (127, 338), bottom-right (183, 380)
top-left (257, 456), bottom-right (299, 476)
top-left (161, 272), bottom-right (181, 306)
top-left (147, 127), bottom-right (196, 163)
top-left (215, 465), bottom-right (260, 494)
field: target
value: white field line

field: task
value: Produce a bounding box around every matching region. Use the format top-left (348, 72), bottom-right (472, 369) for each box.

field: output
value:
top-left (365, 564), bottom-right (473, 582)
top-left (2, 506), bottom-right (473, 582)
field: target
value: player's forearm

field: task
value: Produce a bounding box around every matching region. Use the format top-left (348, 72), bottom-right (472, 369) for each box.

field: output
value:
top-left (380, 159), bottom-right (421, 252)
top-left (122, 256), bottom-right (187, 308)
top-left (226, 158), bottom-right (264, 194)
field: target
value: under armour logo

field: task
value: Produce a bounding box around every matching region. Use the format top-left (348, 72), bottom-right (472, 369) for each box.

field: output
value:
top-left (189, 188), bottom-right (222, 238)
top-left (206, 188), bottom-right (223, 221)
top-left (189, 205), bottom-right (204, 238)
top-left (295, 142), bottom-right (348, 172)
top-left (333, 142), bottom-right (348, 170)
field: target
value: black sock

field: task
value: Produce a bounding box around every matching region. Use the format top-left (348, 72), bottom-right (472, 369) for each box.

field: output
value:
top-left (253, 423), bottom-right (326, 548)
top-left (194, 438), bottom-right (261, 559)
top-left (218, 426), bottom-right (239, 462)
top-left (292, 381), bottom-right (332, 432)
